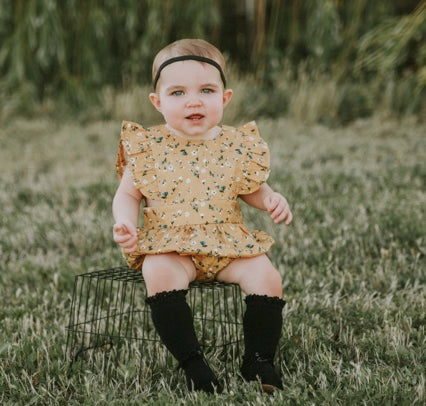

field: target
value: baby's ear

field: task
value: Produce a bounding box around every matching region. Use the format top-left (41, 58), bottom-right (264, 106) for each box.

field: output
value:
top-left (149, 92), bottom-right (162, 112)
top-left (222, 88), bottom-right (233, 107)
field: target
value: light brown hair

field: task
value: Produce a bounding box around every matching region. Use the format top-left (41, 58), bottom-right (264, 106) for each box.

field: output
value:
top-left (152, 39), bottom-right (226, 87)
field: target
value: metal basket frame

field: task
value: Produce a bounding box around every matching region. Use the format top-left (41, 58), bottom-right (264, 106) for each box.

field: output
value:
top-left (66, 266), bottom-right (245, 384)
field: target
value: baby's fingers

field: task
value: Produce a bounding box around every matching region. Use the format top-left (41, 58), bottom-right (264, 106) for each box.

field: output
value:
top-left (113, 222), bottom-right (138, 253)
top-left (113, 225), bottom-right (124, 236)
top-left (114, 233), bottom-right (128, 243)
top-left (122, 241), bottom-right (138, 253)
top-left (120, 236), bottom-right (138, 253)
top-left (114, 222), bottom-right (137, 235)
top-left (281, 209), bottom-right (293, 225)
top-left (114, 234), bottom-right (133, 245)
top-left (113, 232), bottom-right (136, 246)
top-left (271, 202), bottom-right (293, 224)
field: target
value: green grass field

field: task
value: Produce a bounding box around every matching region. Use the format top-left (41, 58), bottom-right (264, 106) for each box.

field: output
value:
top-left (0, 115), bottom-right (425, 405)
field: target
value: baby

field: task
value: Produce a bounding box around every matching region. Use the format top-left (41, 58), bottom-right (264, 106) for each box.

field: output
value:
top-left (113, 38), bottom-right (292, 394)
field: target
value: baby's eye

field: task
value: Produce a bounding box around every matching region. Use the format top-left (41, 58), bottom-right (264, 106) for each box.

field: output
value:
top-left (201, 88), bottom-right (214, 94)
top-left (171, 90), bottom-right (184, 96)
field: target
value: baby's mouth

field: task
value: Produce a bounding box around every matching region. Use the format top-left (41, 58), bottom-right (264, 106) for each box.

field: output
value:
top-left (186, 114), bottom-right (204, 121)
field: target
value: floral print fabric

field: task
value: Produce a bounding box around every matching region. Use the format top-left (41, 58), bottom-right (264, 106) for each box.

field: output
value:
top-left (116, 120), bottom-right (275, 280)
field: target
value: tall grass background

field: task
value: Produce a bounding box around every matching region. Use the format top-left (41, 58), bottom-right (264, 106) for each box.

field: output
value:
top-left (0, 0), bottom-right (425, 404)
top-left (0, 0), bottom-right (425, 121)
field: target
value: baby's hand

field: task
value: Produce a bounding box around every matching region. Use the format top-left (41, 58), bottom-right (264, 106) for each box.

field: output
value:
top-left (264, 193), bottom-right (293, 225)
top-left (113, 222), bottom-right (138, 253)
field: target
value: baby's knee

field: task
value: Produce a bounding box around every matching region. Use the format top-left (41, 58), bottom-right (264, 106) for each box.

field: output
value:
top-left (251, 255), bottom-right (282, 283)
top-left (251, 257), bottom-right (282, 296)
top-left (258, 267), bottom-right (282, 298)
top-left (261, 265), bottom-right (282, 287)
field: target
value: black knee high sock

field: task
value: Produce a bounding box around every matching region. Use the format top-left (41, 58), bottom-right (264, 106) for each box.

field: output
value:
top-left (146, 289), bottom-right (221, 393)
top-left (241, 294), bottom-right (286, 391)
top-left (146, 290), bottom-right (199, 361)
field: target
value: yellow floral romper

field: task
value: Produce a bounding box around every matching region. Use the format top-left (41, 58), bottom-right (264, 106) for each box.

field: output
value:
top-left (116, 120), bottom-right (275, 282)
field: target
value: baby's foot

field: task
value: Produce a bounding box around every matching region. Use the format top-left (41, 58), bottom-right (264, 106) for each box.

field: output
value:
top-left (241, 353), bottom-right (283, 393)
top-left (180, 352), bottom-right (222, 394)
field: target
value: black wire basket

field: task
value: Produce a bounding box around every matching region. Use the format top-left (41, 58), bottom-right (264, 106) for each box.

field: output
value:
top-left (66, 266), bottom-right (244, 384)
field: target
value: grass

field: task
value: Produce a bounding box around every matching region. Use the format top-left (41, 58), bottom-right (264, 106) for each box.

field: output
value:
top-left (0, 114), bottom-right (425, 405)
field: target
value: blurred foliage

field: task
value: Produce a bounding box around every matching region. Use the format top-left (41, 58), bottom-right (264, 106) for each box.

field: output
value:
top-left (0, 0), bottom-right (424, 121)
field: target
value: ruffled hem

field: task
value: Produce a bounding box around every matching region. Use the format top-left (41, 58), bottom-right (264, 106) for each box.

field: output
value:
top-left (124, 223), bottom-right (274, 269)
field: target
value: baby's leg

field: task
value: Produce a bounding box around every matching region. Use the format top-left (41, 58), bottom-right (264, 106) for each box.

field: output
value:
top-left (217, 254), bottom-right (285, 392)
top-left (143, 253), bottom-right (220, 393)
top-left (142, 252), bottom-right (196, 295)
top-left (216, 254), bottom-right (283, 298)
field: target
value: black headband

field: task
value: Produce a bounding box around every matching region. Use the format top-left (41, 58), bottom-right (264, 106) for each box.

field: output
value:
top-left (153, 55), bottom-right (227, 89)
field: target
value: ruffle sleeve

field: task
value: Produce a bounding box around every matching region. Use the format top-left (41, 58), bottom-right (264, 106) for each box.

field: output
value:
top-left (115, 120), bottom-right (159, 200)
top-left (234, 121), bottom-right (270, 195)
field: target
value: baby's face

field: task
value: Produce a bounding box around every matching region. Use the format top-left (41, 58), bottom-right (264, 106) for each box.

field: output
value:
top-left (149, 60), bottom-right (232, 140)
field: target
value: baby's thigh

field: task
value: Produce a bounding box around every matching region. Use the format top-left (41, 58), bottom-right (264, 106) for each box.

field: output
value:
top-left (217, 254), bottom-right (275, 282)
top-left (217, 254), bottom-right (282, 297)
top-left (142, 253), bottom-right (196, 295)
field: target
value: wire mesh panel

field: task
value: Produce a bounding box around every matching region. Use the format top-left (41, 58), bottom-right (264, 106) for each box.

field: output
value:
top-left (66, 266), bottom-right (244, 384)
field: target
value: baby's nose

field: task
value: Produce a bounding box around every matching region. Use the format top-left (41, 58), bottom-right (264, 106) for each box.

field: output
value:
top-left (186, 96), bottom-right (202, 107)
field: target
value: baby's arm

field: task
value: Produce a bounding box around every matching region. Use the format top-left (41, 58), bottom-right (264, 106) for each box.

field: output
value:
top-left (239, 183), bottom-right (293, 225)
top-left (112, 168), bottom-right (143, 253)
